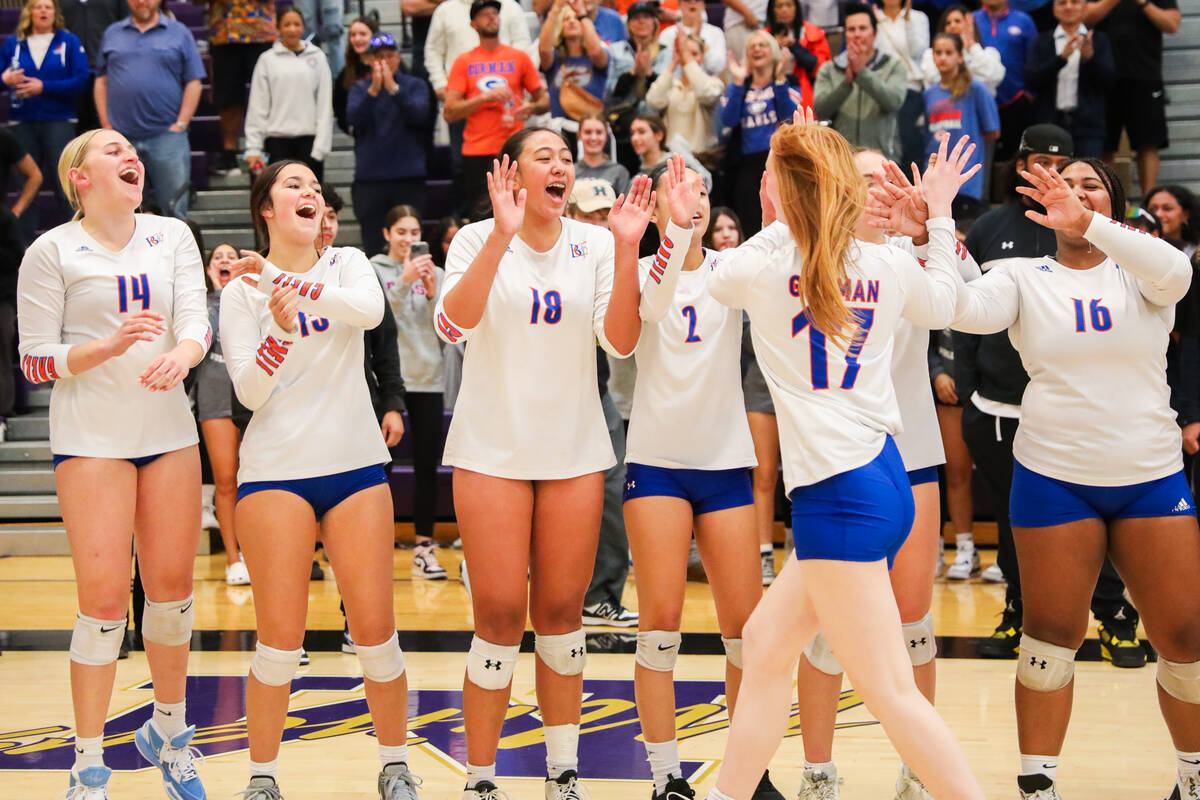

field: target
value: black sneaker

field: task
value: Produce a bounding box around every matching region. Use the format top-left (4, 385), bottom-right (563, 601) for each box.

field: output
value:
top-left (1017, 772), bottom-right (1061, 799)
top-left (979, 599), bottom-right (1022, 659)
top-left (1097, 606), bottom-right (1146, 668)
top-left (582, 601), bottom-right (639, 627)
top-left (211, 149), bottom-right (240, 176)
top-left (299, 648), bottom-right (310, 666)
top-left (310, 559), bottom-right (325, 581)
top-left (653, 775), bottom-right (695, 800)
top-left (751, 770), bottom-right (785, 800)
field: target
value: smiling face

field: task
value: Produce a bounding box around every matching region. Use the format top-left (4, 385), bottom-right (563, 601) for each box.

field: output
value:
top-left (710, 213), bottom-right (741, 250)
top-left (384, 215), bottom-right (422, 261)
top-left (1148, 190), bottom-right (1188, 241)
top-left (627, 12), bottom-right (656, 42)
top-left (745, 32), bottom-right (775, 70)
top-left (70, 130), bottom-right (144, 213)
top-left (29, 0), bottom-right (56, 33)
top-left (579, 118), bottom-right (608, 157)
top-left (279, 10), bottom-right (305, 50)
top-left (207, 243), bottom-right (238, 288)
top-left (561, 11), bottom-right (583, 40)
top-left (1060, 161), bottom-right (1112, 219)
top-left (514, 130), bottom-right (575, 221)
top-left (262, 162), bottom-right (325, 243)
top-left (630, 119), bottom-right (663, 159)
top-left (349, 20), bottom-right (374, 54)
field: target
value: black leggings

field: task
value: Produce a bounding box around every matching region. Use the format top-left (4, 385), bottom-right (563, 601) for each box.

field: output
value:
top-left (403, 391), bottom-right (444, 538)
top-left (264, 136), bottom-right (324, 182)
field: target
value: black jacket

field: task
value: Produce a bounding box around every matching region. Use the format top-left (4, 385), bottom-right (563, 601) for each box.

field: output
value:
top-left (1025, 29), bottom-right (1115, 140)
top-left (364, 297), bottom-right (406, 422)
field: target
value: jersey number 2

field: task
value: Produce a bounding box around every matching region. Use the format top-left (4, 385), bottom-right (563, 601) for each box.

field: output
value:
top-left (530, 289), bottom-right (562, 324)
top-left (682, 306), bottom-right (701, 342)
top-left (1072, 298), bottom-right (1112, 332)
top-left (116, 274), bottom-right (150, 313)
top-left (791, 307), bottom-right (875, 390)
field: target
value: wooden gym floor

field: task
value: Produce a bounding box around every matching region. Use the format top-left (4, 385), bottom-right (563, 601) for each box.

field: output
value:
top-left (0, 525), bottom-right (1180, 799)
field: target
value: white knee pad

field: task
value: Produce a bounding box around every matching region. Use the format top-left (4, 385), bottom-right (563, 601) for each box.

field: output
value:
top-left (901, 612), bottom-right (937, 667)
top-left (1158, 657), bottom-right (1200, 703)
top-left (141, 595), bottom-right (194, 647)
top-left (69, 612), bottom-right (126, 666)
top-left (636, 630), bottom-right (681, 672)
top-left (356, 631), bottom-right (406, 683)
top-left (466, 636), bottom-right (519, 690)
top-left (250, 642), bottom-right (304, 687)
top-left (721, 637), bottom-right (743, 670)
top-left (535, 629), bottom-right (587, 676)
top-left (804, 631), bottom-right (844, 676)
top-left (1016, 635), bottom-right (1076, 692)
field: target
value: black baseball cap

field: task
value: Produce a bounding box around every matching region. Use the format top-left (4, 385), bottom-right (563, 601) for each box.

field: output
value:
top-left (1017, 124), bottom-right (1074, 158)
top-left (470, 0), bottom-right (501, 17)
top-left (627, 1), bottom-right (660, 18)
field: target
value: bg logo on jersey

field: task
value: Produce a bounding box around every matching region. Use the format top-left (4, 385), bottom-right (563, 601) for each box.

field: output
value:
top-left (476, 75), bottom-right (509, 95)
top-left (0, 677), bottom-right (872, 777)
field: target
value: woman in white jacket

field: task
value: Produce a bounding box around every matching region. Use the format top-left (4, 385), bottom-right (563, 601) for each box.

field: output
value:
top-left (646, 33), bottom-right (724, 153)
top-left (244, 7), bottom-right (334, 181)
top-left (919, 5), bottom-right (1004, 96)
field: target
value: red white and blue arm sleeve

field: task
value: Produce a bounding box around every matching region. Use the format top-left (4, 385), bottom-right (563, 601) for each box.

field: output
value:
top-left (16, 238), bottom-right (74, 382)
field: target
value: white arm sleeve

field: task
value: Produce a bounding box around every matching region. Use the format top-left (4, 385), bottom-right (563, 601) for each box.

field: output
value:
top-left (896, 218), bottom-right (959, 329)
top-left (16, 237), bottom-right (74, 381)
top-left (950, 258), bottom-right (1020, 335)
top-left (432, 223), bottom-right (483, 345)
top-left (708, 221), bottom-right (792, 310)
top-left (243, 57), bottom-right (271, 158)
top-left (219, 286), bottom-right (295, 411)
top-left (258, 250), bottom-right (384, 329)
top-left (639, 221), bottom-right (693, 323)
top-left (170, 221), bottom-right (212, 353)
top-left (905, 232), bottom-right (984, 282)
top-left (1083, 213), bottom-right (1193, 307)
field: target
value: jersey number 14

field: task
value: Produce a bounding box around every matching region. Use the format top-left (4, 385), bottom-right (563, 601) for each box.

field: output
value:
top-left (116, 274), bottom-right (150, 313)
top-left (792, 307), bottom-right (875, 390)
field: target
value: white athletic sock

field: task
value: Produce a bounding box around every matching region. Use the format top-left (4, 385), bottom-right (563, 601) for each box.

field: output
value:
top-left (804, 760), bottom-right (835, 778)
top-left (706, 788), bottom-right (737, 800)
top-left (759, 544), bottom-right (772, 555)
top-left (1019, 753), bottom-right (1057, 782)
top-left (544, 723), bottom-right (579, 777)
top-left (249, 758), bottom-right (278, 780)
top-left (73, 735), bottom-right (104, 771)
top-left (644, 738), bottom-right (681, 793)
top-left (153, 700), bottom-right (186, 738)
top-left (955, 532), bottom-right (974, 551)
top-left (466, 762), bottom-right (496, 788)
top-left (379, 743), bottom-right (408, 768)
top-left (1178, 750), bottom-right (1200, 791)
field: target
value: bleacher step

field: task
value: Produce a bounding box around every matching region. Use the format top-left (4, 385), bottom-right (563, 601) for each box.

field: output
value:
top-left (0, 524), bottom-right (69, 556)
top-left (0, 440), bottom-right (52, 463)
top-left (0, 465), bottom-right (57, 495)
top-left (7, 412), bottom-right (48, 442)
top-left (0, 494), bottom-right (60, 519)
top-left (209, 169), bottom-right (355, 190)
top-left (192, 206), bottom-right (357, 226)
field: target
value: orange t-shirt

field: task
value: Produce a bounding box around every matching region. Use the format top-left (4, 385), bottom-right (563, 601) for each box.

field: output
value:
top-left (446, 45), bottom-right (543, 157)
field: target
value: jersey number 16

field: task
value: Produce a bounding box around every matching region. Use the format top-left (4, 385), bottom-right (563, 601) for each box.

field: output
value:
top-left (116, 274), bottom-right (150, 313)
top-left (1072, 298), bottom-right (1112, 333)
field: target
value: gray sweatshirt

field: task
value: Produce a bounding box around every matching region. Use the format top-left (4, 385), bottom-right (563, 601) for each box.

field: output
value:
top-left (371, 254), bottom-right (445, 393)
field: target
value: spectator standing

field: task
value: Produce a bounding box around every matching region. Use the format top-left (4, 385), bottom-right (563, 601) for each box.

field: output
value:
top-left (812, 3), bottom-right (907, 160)
top-left (723, 0), bottom-right (770, 62)
top-left (1025, 0), bottom-right (1114, 158)
top-left (607, 2), bottom-right (662, 173)
top-left (536, 0), bottom-right (627, 45)
top-left (295, 0), bottom-right (344, 75)
top-left (920, 5), bottom-right (1005, 96)
top-left (59, 0), bottom-right (123, 131)
top-left (873, 0), bottom-right (929, 171)
top-left (443, 0), bottom-right (547, 216)
top-left (1147, 185), bottom-right (1199, 257)
top-left (631, 111), bottom-right (711, 188)
top-left (334, 16), bottom-right (379, 134)
top-left (348, 33), bottom-right (434, 257)
top-left (206, 0), bottom-right (277, 177)
top-left (402, 0), bottom-right (442, 80)
top-left (0, 153), bottom-right (26, 441)
top-left (1084, 0), bottom-right (1180, 196)
top-left (646, 33), bottom-right (724, 152)
top-left (244, 7), bottom-right (334, 182)
top-left (0, 127), bottom-right (42, 248)
top-left (1, 0), bottom-right (85, 235)
top-left (576, 113), bottom-right (631, 194)
top-left (95, 0), bottom-right (205, 219)
top-left (765, 0), bottom-right (831, 108)
top-left (538, 0), bottom-right (609, 123)
top-left (923, 32), bottom-right (1000, 200)
top-left (656, 0), bottom-right (727, 78)
top-left (973, 0), bottom-right (1038, 161)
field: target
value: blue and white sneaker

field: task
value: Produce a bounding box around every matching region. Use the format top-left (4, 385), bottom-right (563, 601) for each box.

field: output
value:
top-left (135, 720), bottom-right (206, 800)
top-left (68, 765), bottom-right (112, 799)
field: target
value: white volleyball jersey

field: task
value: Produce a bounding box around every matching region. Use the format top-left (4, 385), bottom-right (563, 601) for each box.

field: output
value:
top-left (16, 215), bottom-right (210, 458)
top-left (434, 217), bottom-right (622, 480)
top-left (951, 213), bottom-right (1192, 486)
top-left (626, 227), bottom-right (756, 470)
top-left (709, 219), bottom-right (960, 491)
top-left (219, 246), bottom-right (391, 483)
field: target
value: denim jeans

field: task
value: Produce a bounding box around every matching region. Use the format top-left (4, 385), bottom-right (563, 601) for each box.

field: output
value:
top-left (128, 129), bottom-right (191, 218)
top-left (295, 0), bottom-right (344, 76)
top-left (11, 118), bottom-right (76, 240)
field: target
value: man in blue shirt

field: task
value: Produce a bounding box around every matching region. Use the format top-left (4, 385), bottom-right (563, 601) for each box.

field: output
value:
top-left (95, 0), bottom-right (206, 218)
top-left (975, 0), bottom-right (1038, 161)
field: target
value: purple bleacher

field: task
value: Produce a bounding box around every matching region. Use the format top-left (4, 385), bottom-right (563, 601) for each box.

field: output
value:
top-left (166, 1), bottom-right (208, 27)
top-left (425, 180), bottom-right (454, 218)
top-left (0, 8), bottom-right (18, 31)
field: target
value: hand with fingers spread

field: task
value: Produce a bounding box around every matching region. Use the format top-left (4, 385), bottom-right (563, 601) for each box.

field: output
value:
top-left (269, 283), bottom-right (301, 332)
top-left (609, 173), bottom-right (656, 246)
top-left (791, 105), bottom-right (817, 126)
top-left (488, 156), bottom-right (526, 238)
top-left (138, 346), bottom-right (191, 392)
top-left (230, 249), bottom-right (270, 286)
top-left (1017, 163), bottom-right (1092, 236)
top-left (106, 310), bottom-right (165, 358)
top-left (864, 159), bottom-right (930, 239)
top-left (728, 50), bottom-right (748, 83)
top-left (920, 133), bottom-right (980, 218)
top-left (664, 154), bottom-right (700, 229)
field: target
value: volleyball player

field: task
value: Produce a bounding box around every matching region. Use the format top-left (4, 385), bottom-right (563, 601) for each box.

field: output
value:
top-left (17, 129), bottom-right (210, 800)
top-left (624, 155), bottom-right (775, 800)
top-left (220, 160), bottom-right (419, 800)
top-left (433, 128), bottom-right (653, 800)
top-left (701, 127), bottom-right (986, 800)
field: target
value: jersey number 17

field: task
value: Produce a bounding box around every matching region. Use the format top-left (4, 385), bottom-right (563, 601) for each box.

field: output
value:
top-left (792, 307), bottom-right (875, 390)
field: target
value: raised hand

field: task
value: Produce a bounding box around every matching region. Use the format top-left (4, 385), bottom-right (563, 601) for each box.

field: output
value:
top-left (920, 133), bottom-right (979, 218)
top-left (1017, 163), bottom-right (1092, 236)
top-left (863, 159), bottom-right (929, 238)
top-left (609, 173), bottom-right (656, 246)
top-left (728, 50), bottom-right (747, 83)
top-left (106, 310), bottom-right (165, 358)
top-left (231, 249), bottom-right (269, 286)
top-left (269, 283), bottom-right (301, 332)
top-left (792, 105), bottom-right (817, 126)
top-left (138, 347), bottom-right (190, 392)
top-left (487, 155), bottom-right (526, 237)
top-left (663, 154), bottom-right (700, 229)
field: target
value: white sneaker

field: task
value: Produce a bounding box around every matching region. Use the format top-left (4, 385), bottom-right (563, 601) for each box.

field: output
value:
top-left (545, 771), bottom-right (589, 800)
top-left (225, 558), bottom-right (250, 585)
top-left (1017, 775), bottom-right (1062, 800)
top-left (797, 766), bottom-right (841, 800)
top-left (67, 766), bottom-right (112, 799)
top-left (946, 535), bottom-right (980, 580)
top-left (894, 768), bottom-right (934, 800)
top-left (462, 780), bottom-right (510, 800)
top-left (412, 542), bottom-right (448, 580)
top-left (982, 563), bottom-right (1006, 583)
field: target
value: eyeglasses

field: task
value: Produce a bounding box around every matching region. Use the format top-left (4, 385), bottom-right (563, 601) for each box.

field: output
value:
top-left (370, 33), bottom-right (396, 49)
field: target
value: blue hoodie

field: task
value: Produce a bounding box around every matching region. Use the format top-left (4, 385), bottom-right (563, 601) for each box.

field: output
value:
top-left (346, 71), bottom-right (434, 181)
top-left (0, 30), bottom-right (89, 122)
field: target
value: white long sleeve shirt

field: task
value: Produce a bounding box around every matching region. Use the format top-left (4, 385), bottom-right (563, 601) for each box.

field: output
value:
top-left (219, 247), bottom-right (390, 483)
top-left (434, 218), bottom-right (624, 479)
top-left (951, 214), bottom-right (1192, 485)
top-left (709, 219), bottom-right (960, 490)
top-left (626, 224), bottom-right (756, 470)
top-left (424, 0), bottom-right (533, 92)
top-left (244, 41), bottom-right (334, 161)
top-left (17, 215), bottom-right (210, 457)
top-left (874, 9), bottom-right (930, 90)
